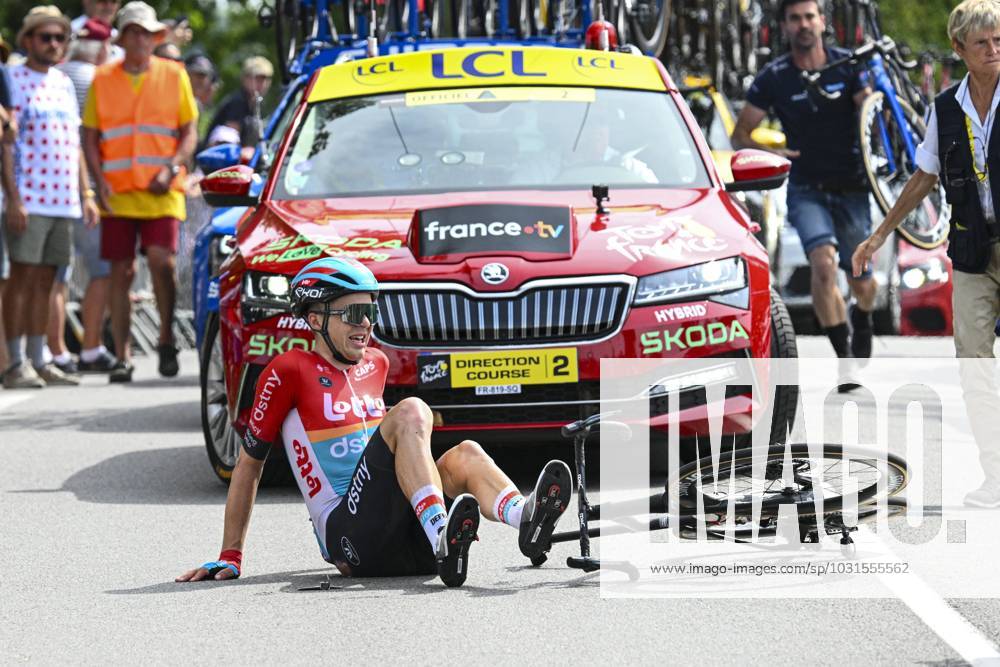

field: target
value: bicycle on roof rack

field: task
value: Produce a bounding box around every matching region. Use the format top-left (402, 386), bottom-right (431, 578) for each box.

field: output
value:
top-left (265, 0), bottom-right (674, 82)
top-left (530, 413), bottom-right (910, 579)
top-left (801, 0), bottom-right (950, 251)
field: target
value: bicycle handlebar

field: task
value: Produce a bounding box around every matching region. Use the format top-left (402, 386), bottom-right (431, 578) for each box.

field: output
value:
top-left (561, 413), bottom-right (606, 438)
top-left (562, 411), bottom-right (630, 438)
top-left (800, 36), bottom-right (914, 100)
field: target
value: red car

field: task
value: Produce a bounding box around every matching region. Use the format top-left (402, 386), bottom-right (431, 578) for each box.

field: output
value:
top-left (200, 45), bottom-right (797, 482)
top-left (899, 238), bottom-right (953, 336)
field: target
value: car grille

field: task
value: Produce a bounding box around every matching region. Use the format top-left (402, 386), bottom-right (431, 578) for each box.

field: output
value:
top-left (374, 279), bottom-right (633, 347)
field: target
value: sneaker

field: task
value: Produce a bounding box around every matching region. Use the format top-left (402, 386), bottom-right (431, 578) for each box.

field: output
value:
top-left (78, 349), bottom-right (117, 373)
top-left (109, 360), bottom-right (134, 384)
top-left (964, 482), bottom-right (1000, 508)
top-left (3, 363), bottom-right (46, 389)
top-left (35, 363), bottom-right (80, 386)
top-left (53, 357), bottom-right (79, 375)
top-left (836, 357), bottom-right (862, 394)
top-left (435, 493), bottom-right (480, 588)
top-left (850, 306), bottom-right (873, 360)
top-left (519, 459), bottom-right (573, 560)
top-left (157, 344), bottom-right (179, 378)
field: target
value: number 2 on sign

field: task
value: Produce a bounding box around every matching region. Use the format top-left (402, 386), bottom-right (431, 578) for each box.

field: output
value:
top-left (552, 354), bottom-right (570, 377)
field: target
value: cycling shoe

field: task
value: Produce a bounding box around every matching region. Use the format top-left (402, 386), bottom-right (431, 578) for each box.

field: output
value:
top-left (519, 459), bottom-right (573, 560)
top-left (436, 493), bottom-right (480, 588)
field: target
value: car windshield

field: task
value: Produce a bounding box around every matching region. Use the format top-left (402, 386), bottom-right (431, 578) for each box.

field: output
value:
top-left (272, 86), bottom-right (710, 199)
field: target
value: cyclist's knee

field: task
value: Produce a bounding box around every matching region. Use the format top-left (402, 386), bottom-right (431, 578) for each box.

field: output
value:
top-left (452, 440), bottom-right (490, 466)
top-left (391, 396), bottom-right (432, 425)
top-left (383, 397), bottom-right (433, 449)
top-left (437, 440), bottom-right (490, 483)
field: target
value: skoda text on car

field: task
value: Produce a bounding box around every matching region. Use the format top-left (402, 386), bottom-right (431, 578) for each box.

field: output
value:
top-left (200, 45), bottom-right (797, 481)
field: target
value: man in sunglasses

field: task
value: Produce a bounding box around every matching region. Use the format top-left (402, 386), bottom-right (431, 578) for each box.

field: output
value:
top-left (2, 6), bottom-right (99, 390)
top-left (177, 257), bottom-right (574, 588)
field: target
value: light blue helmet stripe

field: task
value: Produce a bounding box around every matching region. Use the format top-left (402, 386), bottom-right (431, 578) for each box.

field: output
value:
top-left (291, 257), bottom-right (380, 293)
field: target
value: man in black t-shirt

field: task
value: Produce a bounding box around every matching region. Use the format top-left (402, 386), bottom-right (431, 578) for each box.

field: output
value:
top-left (202, 56), bottom-right (272, 160)
top-left (733, 0), bottom-right (876, 369)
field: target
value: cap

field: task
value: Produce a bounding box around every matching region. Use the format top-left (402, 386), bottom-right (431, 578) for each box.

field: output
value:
top-left (77, 18), bottom-right (112, 42)
top-left (115, 1), bottom-right (167, 44)
top-left (241, 55), bottom-right (274, 78)
top-left (16, 6), bottom-right (71, 49)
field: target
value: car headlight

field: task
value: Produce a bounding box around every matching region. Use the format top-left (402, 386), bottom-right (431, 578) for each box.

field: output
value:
top-left (634, 257), bottom-right (748, 308)
top-left (242, 271), bottom-right (292, 324)
top-left (209, 234), bottom-right (237, 277)
top-left (901, 258), bottom-right (948, 290)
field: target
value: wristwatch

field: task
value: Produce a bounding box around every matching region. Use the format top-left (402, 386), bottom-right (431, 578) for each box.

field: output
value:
top-left (168, 164), bottom-right (181, 176)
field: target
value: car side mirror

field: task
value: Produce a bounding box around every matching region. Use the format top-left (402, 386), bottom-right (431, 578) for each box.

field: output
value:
top-left (750, 127), bottom-right (788, 150)
top-left (202, 165), bottom-right (260, 207)
top-left (725, 149), bottom-right (790, 192)
top-left (196, 143), bottom-right (241, 173)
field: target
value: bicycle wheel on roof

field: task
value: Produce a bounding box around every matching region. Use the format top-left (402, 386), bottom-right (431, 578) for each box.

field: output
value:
top-left (627, 0), bottom-right (670, 57)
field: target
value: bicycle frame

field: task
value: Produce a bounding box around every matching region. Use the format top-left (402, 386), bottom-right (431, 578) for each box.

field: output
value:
top-left (867, 52), bottom-right (919, 176)
top-left (808, 42), bottom-right (923, 180)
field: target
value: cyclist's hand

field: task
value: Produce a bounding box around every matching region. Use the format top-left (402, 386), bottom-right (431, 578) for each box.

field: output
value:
top-left (775, 148), bottom-right (801, 159)
top-left (176, 552), bottom-right (242, 582)
top-left (852, 233), bottom-right (885, 277)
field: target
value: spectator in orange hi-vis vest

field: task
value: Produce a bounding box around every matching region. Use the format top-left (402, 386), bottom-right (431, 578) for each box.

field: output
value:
top-left (82, 1), bottom-right (197, 384)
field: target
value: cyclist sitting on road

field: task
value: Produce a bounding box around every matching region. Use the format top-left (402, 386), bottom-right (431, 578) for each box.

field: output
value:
top-left (176, 257), bottom-right (573, 587)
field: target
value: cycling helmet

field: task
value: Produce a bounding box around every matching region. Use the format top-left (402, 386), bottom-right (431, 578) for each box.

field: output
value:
top-left (290, 257), bottom-right (379, 365)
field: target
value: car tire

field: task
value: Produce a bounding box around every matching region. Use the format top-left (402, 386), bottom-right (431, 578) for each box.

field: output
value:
top-left (200, 312), bottom-right (288, 486)
top-left (768, 288), bottom-right (798, 446)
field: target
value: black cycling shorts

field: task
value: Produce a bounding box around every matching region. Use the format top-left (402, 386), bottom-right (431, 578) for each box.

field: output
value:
top-left (324, 428), bottom-right (437, 577)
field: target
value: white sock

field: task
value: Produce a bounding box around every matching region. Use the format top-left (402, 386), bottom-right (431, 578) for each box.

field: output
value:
top-left (492, 485), bottom-right (525, 527)
top-left (80, 346), bottom-right (108, 363)
top-left (53, 351), bottom-right (72, 365)
top-left (410, 484), bottom-right (447, 549)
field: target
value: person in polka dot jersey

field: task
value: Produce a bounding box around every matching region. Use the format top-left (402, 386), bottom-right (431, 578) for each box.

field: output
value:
top-left (0, 6), bottom-right (99, 390)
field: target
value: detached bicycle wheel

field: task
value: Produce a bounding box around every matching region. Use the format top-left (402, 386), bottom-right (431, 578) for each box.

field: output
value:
top-left (628, 0), bottom-right (671, 57)
top-left (674, 443), bottom-right (909, 516)
top-left (859, 91), bottom-right (950, 249)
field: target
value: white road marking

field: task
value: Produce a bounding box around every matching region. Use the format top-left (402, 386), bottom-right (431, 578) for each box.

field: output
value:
top-left (874, 557), bottom-right (1000, 666)
top-left (0, 393), bottom-right (35, 412)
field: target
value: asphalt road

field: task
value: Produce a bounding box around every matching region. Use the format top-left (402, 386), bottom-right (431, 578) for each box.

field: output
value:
top-left (2, 337), bottom-right (1000, 665)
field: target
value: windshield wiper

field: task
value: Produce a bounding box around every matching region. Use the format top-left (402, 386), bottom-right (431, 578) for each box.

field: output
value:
top-left (387, 105), bottom-right (410, 154)
top-left (571, 103), bottom-right (592, 154)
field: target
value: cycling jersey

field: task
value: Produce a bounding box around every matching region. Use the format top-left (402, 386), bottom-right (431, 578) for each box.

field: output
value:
top-left (242, 347), bottom-right (389, 550)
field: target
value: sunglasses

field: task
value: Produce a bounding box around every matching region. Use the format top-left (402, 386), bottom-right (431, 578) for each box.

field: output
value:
top-left (35, 32), bottom-right (67, 44)
top-left (322, 303), bottom-right (379, 327)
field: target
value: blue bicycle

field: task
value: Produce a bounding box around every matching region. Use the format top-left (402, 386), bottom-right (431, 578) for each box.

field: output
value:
top-left (802, 0), bottom-right (949, 250)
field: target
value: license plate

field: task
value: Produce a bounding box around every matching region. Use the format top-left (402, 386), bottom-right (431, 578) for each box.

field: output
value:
top-left (418, 348), bottom-right (578, 388)
top-left (475, 384), bottom-right (522, 396)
